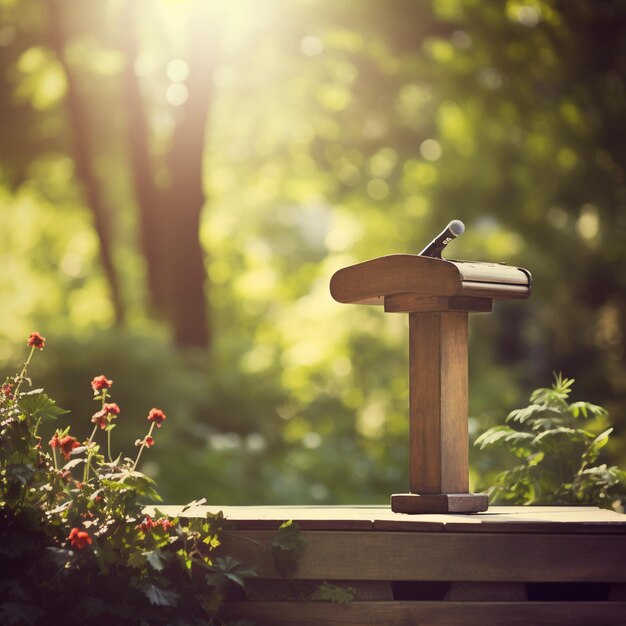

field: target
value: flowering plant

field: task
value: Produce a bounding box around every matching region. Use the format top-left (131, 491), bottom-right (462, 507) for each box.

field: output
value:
top-left (0, 334), bottom-right (256, 625)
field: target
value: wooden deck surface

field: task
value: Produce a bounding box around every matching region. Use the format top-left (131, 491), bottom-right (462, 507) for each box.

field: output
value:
top-left (152, 504), bottom-right (626, 533)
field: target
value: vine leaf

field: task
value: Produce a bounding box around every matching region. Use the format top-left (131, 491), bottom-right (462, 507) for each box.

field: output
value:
top-left (144, 584), bottom-right (180, 607)
top-left (313, 582), bottom-right (356, 605)
top-left (18, 390), bottom-right (68, 422)
top-left (145, 549), bottom-right (166, 572)
top-left (270, 520), bottom-right (307, 578)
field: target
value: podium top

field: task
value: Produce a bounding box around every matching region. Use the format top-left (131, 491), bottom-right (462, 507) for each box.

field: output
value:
top-left (330, 254), bottom-right (532, 305)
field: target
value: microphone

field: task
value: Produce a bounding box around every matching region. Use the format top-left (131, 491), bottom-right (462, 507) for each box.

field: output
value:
top-left (419, 220), bottom-right (465, 258)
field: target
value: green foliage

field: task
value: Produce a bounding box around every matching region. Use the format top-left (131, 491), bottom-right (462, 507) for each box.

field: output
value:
top-left (0, 339), bottom-right (265, 625)
top-left (269, 520), bottom-right (308, 578)
top-left (18, 388), bottom-right (69, 422)
top-left (312, 582), bottom-right (356, 606)
top-left (476, 374), bottom-right (626, 507)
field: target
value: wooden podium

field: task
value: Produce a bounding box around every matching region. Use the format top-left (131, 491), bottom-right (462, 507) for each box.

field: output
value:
top-left (330, 253), bottom-right (532, 513)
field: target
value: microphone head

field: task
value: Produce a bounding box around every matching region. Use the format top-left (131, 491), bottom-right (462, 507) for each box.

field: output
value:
top-left (448, 220), bottom-right (465, 237)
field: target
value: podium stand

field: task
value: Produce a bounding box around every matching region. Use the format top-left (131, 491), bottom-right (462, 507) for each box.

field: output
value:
top-left (330, 254), bottom-right (532, 513)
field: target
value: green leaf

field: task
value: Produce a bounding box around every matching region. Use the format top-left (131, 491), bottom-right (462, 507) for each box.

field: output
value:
top-left (144, 584), bottom-right (180, 607)
top-left (270, 520), bottom-right (307, 577)
top-left (313, 582), bottom-right (356, 605)
top-left (507, 404), bottom-right (542, 424)
top-left (474, 425), bottom-right (516, 449)
top-left (590, 428), bottom-right (612, 449)
top-left (101, 470), bottom-right (162, 501)
top-left (270, 520), bottom-right (307, 551)
top-left (18, 390), bottom-right (68, 422)
top-left (504, 431), bottom-right (534, 444)
top-left (145, 549), bottom-right (167, 572)
top-left (206, 556), bottom-right (257, 589)
top-left (530, 417), bottom-right (564, 431)
top-left (127, 551), bottom-right (146, 569)
top-left (532, 427), bottom-right (578, 447)
top-left (197, 589), bottom-right (224, 614)
top-left (202, 534), bottom-right (221, 549)
top-left (62, 458), bottom-right (84, 470)
top-left (527, 451), bottom-right (545, 467)
top-left (569, 401), bottom-right (608, 419)
top-left (582, 428), bottom-right (613, 465)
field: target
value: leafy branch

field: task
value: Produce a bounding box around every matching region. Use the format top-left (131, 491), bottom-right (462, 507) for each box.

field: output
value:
top-left (475, 373), bottom-right (626, 507)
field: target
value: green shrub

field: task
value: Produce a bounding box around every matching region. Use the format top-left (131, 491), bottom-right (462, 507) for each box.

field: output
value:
top-left (475, 373), bottom-right (626, 507)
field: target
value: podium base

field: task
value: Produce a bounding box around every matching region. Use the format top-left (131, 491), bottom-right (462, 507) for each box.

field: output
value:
top-left (391, 492), bottom-right (489, 514)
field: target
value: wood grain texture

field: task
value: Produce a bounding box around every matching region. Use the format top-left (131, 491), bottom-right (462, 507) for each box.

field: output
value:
top-left (457, 280), bottom-right (530, 299)
top-left (223, 601), bottom-right (626, 626)
top-left (330, 254), bottom-right (461, 304)
top-left (218, 530), bottom-right (626, 581)
top-left (391, 493), bottom-right (488, 514)
top-left (409, 311), bottom-right (468, 494)
top-left (148, 505), bottom-right (626, 533)
top-left (329, 255), bottom-right (531, 304)
top-left (383, 294), bottom-right (493, 313)
top-left (247, 580), bottom-right (394, 602)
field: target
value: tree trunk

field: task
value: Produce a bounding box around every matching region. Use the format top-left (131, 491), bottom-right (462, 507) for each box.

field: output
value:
top-left (161, 2), bottom-right (220, 349)
top-left (47, 0), bottom-right (125, 325)
top-left (119, 2), bottom-right (169, 316)
top-left (120, 0), bottom-right (218, 348)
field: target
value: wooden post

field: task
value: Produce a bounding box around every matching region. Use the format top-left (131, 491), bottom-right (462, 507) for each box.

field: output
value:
top-left (409, 311), bottom-right (468, 495)
top-left (390, 308), bottom-right (487, 514)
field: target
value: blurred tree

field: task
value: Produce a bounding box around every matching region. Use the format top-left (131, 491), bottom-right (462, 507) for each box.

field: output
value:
top-left (1, 0), bottom-right (215, 346)
top-left (1, 0), bottom-right (625, 503)
top-left (46, 0), bottom-right (125, 325)
top-left (118, 0), bottom-right (218, 347)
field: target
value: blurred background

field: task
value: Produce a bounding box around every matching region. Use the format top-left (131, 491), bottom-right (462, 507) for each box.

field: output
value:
top-left (1, 0), bottom-right (625, 504)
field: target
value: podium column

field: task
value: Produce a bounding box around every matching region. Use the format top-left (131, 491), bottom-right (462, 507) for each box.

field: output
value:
top-left (409, 311), bottom-right (468, 495)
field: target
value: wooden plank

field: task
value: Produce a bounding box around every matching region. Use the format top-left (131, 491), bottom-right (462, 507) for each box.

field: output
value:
top-left (391, 493), bottom-right (488, 514)
top-left (246, 580), bottom-right (394, 602)
top-left (409, 311), bottom-right (468, 494)
top-left (147, 505), bottom-right (626, 533)
top-left (443, 506), bottom-right (626, 534)
top-left (384, 294), bottom-right (492, 313)
top-left (458, 280), bottom-right (529, 299)
top-left (223, 601), bottom-right (626, 626)
top-left (150, 505), bottom-right (376, 530)
top-left (219, 530), bottom-right (626, 581)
